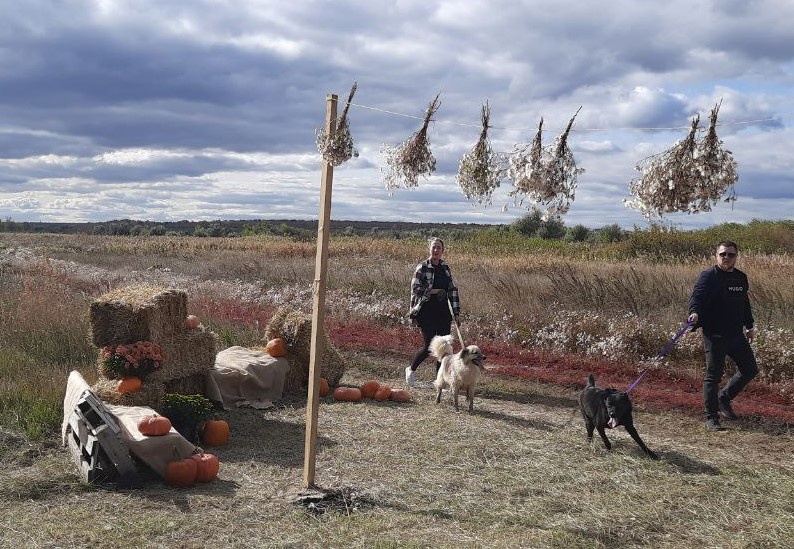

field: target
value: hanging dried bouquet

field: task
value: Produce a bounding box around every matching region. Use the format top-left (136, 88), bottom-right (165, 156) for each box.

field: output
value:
top-left (508, 108), bottom-right (583, 219)
top-left (625, 101), bottom-right (737, 220)
top-left (456, 102), bottom-right (505, 206)
top-left (382, 94), bottom-right (441, 192)
top-left (316, 82), bottom-right (358, 166)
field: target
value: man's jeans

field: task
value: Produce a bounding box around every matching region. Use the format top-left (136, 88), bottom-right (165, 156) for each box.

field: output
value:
top-left (702, 333), bottom-right (758, 419)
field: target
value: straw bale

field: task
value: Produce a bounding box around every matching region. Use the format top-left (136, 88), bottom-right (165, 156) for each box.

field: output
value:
top-left (164, 373), bottom-right (208, 396)
top-left (90, 285), bottom-right (188, 347)
top-left (92, 377), bottom-right (165, 409)
top-left (264, 307), bottom-right (346, 392)
top-left (148, 329), bottom-right (221, 382)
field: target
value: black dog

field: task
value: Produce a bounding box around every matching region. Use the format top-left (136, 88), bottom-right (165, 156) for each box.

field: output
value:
top-left (578, 374), bottom-right (659, 460)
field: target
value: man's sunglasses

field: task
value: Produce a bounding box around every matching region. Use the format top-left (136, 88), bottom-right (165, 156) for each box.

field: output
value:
top-left (718, 252), bottom-right (737, 258)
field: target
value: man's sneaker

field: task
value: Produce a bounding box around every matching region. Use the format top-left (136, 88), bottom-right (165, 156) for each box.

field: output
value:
top-left (405, 367), bottom-right (416, 387)
top-left (718, 394), bottom-right (738, 420)
top-left (706, 418), bottom-right (725, 432)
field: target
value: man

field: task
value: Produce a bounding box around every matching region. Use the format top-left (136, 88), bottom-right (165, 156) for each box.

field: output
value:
top-left (688, 241), bottom-right (758, 432)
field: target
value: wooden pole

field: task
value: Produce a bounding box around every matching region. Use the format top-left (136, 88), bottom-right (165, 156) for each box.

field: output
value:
top-left (303, 93), bottom-right (337, 488)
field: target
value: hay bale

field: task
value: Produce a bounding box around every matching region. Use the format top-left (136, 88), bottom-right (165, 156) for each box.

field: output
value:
top-left (90, 286), bottom-right (188, 348)
top-left (164, 373), bottom-right (208, 396)
top-left (92, 377), bottom-right (165, 409)
top-left (148, 329), bottom-right (220, 382)
top-left (264, 307), bottom-right (346, 392)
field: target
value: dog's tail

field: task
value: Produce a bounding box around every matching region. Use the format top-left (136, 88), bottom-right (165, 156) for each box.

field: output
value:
top-left (587, 374), bottom-right (595, 387)
top-left (429, 335), bottom-right (454, 361)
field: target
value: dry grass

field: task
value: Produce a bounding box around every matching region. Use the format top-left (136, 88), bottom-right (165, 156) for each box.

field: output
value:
top-left (1, 232), bottom-right (793, 547)
top-left (1, 360), bottom-right (792, 548)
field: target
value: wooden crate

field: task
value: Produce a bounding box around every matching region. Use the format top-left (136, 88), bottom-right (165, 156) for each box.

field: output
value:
top-left (65, 392), bottom-right (138, 485)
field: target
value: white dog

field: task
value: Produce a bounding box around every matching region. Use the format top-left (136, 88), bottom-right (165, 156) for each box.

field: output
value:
top-left (429, 335), bottom-right (487, 413)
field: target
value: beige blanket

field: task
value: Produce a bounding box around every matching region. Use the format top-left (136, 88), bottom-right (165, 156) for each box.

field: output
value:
top-left (205, 346), bottom-right (289, 410)
top-left (105, 403), bottom-right (196, 478)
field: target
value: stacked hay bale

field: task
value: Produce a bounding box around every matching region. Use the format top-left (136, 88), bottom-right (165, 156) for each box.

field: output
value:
top-left (264, 307), bottom-right (346, 392)
top-left (90, 285), bottom-right (220, 408)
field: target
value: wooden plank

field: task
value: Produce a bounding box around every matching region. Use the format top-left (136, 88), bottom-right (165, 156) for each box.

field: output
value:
top-left (303, 92), bottom-right (337, 489)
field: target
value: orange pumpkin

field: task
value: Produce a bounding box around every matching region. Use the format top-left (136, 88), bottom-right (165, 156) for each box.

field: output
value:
top-left (190, 452), bottom-right (220, 482)
top-left (373, 385), bottom-right (392, 401)
top-left (186, 315), bottom-right (201, 330)
top-left (201, 419), bottom-right (230, 447)
top-left (360, 380), bottom-right (380, 399)
top-left (390, 389), bottom-right (412, 403)
top-left (318, 377), bottom-right (330, 397)
top-left (265, 338), bottom-right (287, 357)
top-left (165, 448), bottom-right (198, 487)
top-left (137, 414), bottom-right (172, 436)
top-left (116, 376), bottom-right (142, 394)
top-left (333, 387), bottom-right (362, 402)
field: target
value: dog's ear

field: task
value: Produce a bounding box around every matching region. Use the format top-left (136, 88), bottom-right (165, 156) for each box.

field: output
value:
top-left (460, 348), bottom-right (469, 358)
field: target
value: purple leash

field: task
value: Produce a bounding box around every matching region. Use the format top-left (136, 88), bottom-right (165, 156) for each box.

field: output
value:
top-left (625, 320), bottom-right (694, 393)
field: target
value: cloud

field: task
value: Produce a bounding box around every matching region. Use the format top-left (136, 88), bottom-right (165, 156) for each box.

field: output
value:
top-left (1, 0), bottom-right (793, 229)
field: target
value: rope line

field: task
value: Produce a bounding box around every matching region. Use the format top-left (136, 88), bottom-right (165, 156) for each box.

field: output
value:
top-left (348, 101), bottom-right (784, 135)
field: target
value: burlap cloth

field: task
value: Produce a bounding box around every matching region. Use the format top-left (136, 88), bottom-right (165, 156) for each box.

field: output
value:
top-left (205, 346), bottom-right (289, 410)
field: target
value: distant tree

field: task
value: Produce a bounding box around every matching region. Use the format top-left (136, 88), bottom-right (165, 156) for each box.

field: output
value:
top-left (597, 223), bottom-right (625, 243)
top-left (565, 224), bottom-right (590, 242)
top-left (537, 218), bottom-right (566, 240)
top-left (512, 209), bottom-right (543, 237)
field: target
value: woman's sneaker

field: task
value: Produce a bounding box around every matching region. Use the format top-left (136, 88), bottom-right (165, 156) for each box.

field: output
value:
top-left (405, 367), bottom-right (416, 387)
top-left (718, 394), bottom-right (738, 420)
top-left (706, 417), bottom-right (725, 432)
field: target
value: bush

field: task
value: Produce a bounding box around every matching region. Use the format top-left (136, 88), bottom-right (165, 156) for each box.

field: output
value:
top-left (565, 224), bottom-right (590, 242)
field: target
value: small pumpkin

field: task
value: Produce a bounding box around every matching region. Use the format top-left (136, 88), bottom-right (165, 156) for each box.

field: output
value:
top-left (360, 380), bottom-right (380, 399)
top-left (116, 376), bottom-right (142, 394)
top-left (201, 419), bottom-right (230, 447)
top-left (265, 338), bottom-right (287, 358)
top-left (319, 377), bottom-right (330, 397)
top-left (137, 414), bottom-right (172, 436)
top-left (373, 385), bottom-right (392, 401)
top-left (390, 389), bottom-right (412, 403)
top-left (186, 315), bottom-right (201, 330)
top-left (190, 452), bottom-right (220, 482)
top-left (333, 386), bottom-right (362, 402)
top-left (165, 448), bottom-right (198, 487)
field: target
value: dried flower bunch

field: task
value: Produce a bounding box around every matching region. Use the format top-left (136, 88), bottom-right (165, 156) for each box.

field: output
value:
top-left (100, 340), bottom-right (164, 380)
top-left (316, 82), bottom-right (358, 166)
top-left (456, 102), bottom-right (505, 206)
top-left (382, 93), bottom-right (441, 192)
top-left (508, 107), bottom-right (584, 219)
top-left (625, 102), bottom-right (738, 220)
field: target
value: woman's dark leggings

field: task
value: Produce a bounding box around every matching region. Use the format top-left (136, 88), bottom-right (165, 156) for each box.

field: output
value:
top-left (410, 315), bottom-right (452, 372)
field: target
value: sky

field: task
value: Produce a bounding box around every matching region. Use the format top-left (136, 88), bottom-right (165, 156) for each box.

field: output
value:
top-left (1, 0), bottom-right (793, 229)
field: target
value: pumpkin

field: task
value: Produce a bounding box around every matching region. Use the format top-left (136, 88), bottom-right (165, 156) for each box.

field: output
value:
top-left (360, 380), bottom-right (380, 399)
top-left (201, 419), bottom-right (230, 447)
top-left (190, 452), bottom-right (220, 482)
top-left (373, 385), bottom-right (392, 401)
top-left (137, 414), bottom-right (172, 436)
top-left (116, 376), bottom-right (142, 394)
top-left (165, 448), bottom-right (198, 487)
top-left (186, 315), bottom-right (201, 330)
top-left (333, 386), bottom-right (362, 402)
top-left (319, 377), bottom-right (330, 397)
top-left (390, 389), bottom-right (412, 403)
top-left (265, 338), bottom-right (287, 357)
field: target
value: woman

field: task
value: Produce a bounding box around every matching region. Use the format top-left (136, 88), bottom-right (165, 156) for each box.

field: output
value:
top-left (406, 237), bottom-right (461, 387)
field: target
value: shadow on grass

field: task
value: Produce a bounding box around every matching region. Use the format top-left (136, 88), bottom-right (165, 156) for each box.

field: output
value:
top-left (474, 407), bottom-right (562, 433)
top-left (658, 450), bottom-right (721, 475)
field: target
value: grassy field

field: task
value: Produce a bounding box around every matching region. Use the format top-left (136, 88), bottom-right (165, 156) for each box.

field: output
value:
top-left (1, 229), bottom-right (793, 547)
